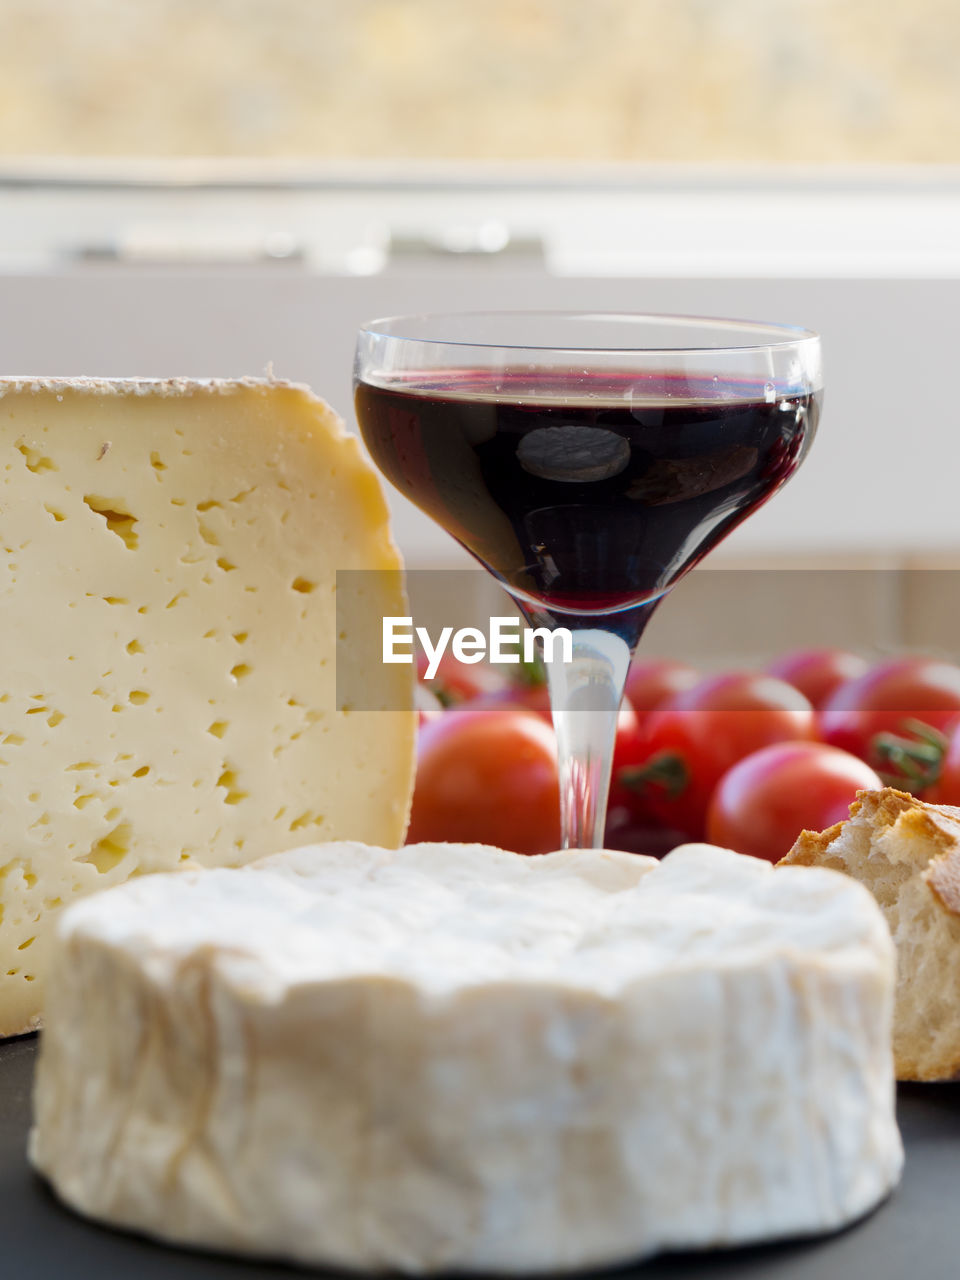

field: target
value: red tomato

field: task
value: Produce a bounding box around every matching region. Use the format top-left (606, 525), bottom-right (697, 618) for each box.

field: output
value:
top-left (765, 648), bottom-right (869, 709)
top-left (817, 658), bottom-right (960, 788)
top-left (624, 660), bottom-right (699, 715)
top-left (408, 709), bottom-right (561, 853)
top-left (706, 741), bottom-right (882, 863)
top-left (923, 719), bottom-right (960, 806)
top-left (619, 671), bottom-right (815, 840)
top-left (607, 700), bottom-right (651, 817)
top-left (471, 681), bottom-right (553, 720)
top-left (473, 686), bottom-right (645, 824)
top-left (415, 650), bottom-right (500, 706)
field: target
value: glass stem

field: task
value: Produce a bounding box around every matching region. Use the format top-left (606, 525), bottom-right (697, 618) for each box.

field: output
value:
top-left (546, 627), bottom-right (632, 850)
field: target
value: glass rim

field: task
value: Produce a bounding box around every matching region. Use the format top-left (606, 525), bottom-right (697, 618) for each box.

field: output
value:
top-left (357, 310), bottom-right (821, 356)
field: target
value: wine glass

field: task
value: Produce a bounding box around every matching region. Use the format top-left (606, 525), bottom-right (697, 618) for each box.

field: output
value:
top-left (354, 312), bottom-right (821, 849)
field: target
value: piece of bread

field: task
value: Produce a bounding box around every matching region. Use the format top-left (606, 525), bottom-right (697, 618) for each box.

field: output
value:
top-left (781, 787), bottom-right (960, 1081)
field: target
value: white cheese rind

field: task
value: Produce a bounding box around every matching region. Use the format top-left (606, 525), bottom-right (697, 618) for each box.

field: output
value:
top-left (0, 379), bottom-right (415, 1036)
top-left (29, 842), bottom-right (903, 1273)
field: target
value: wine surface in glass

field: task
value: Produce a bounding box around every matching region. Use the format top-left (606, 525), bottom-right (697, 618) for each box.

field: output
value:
top-left (355, 369), bottom-right (819, 616)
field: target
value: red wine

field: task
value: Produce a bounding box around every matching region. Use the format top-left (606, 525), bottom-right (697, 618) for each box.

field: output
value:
top-left (355, 369), bottom-right (818, 619)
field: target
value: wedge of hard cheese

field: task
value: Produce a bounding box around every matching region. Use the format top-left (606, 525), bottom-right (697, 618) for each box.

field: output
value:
top-left (30, 841), bottom-right (902, 1274)
top-left (0, 377), bottom-right (414, 1037)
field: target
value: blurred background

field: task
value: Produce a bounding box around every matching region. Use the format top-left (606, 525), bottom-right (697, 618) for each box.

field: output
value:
top-left (1, 0), bottom-right (959, 661)
top-left (1, 0), bottom-right (958, 163)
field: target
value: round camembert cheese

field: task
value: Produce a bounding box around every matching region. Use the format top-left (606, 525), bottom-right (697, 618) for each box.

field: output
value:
top-left (30, 841), bottom-right (903, 1272)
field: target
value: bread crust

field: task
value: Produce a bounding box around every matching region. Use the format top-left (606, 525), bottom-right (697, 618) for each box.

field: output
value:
top-left (925, 850), bottom-right (960, 917)
top-left (781, 787), bottom-right (960, 1081)
top-left (785, 822), bottom-right (844, 867)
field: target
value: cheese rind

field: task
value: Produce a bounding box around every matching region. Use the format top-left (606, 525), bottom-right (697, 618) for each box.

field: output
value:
top-left (0, 378), bottom-right (415, 1036)
top-left (30, 842), bottom-right (902, 1273)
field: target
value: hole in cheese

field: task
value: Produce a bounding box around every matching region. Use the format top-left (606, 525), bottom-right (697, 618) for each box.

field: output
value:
top-left (216, 768), bottom-right (248, 805)
top-left (17, 443), bottom-right (58, 474)
top-left (289, 810), bottom-right (324, 831)
top-left (77, 822), bottom-right (132, 874)
top-left (83, 496), bottom-right (139, 551)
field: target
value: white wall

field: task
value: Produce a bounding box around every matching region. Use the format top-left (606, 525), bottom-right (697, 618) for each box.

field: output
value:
top-left (0, 264), bottom-right (952, 566)
top-left (0, 168), bottom-right (957, 567)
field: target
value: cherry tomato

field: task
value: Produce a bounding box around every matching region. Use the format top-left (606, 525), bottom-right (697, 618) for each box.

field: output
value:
top-left (607, 700), bottom-right (651, 817)
top-left (817, 658), bottom-right (960, 788)
top-left (765, 648), bottom-right (869, 709)
top-left (415, 650), bottom-right (500, 706)
top-left (619, 671), bottom-right (815, 840)
top-left (624, 660), bottom-right (699, 715)
top-left (922, 719), bottom-right (960, 806)
top-left (706, 741), bottom-right (882, 863)
top-left (471, 681), bottom-right (553, 720)
top-left (473, 686), bottom-right (644, 823)
top-left (408, 709), bottom-right (560, 853)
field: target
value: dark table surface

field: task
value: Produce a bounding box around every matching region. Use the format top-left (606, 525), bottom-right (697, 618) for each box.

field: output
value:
top-left (2, 1034), bottom-right (957, 1279)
